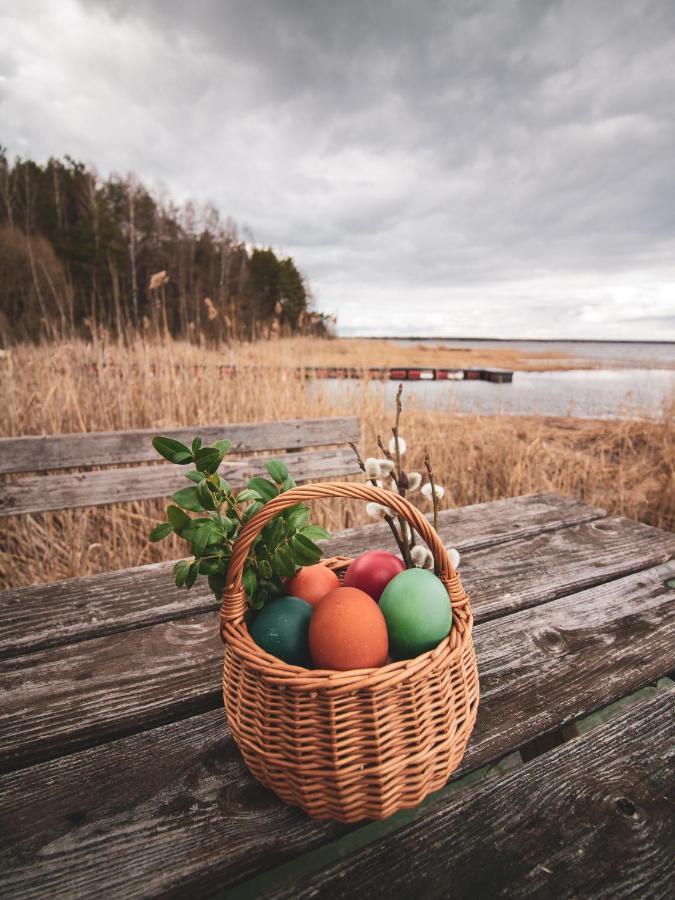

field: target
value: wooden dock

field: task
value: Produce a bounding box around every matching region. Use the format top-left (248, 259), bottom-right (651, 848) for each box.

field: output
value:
top-left (305, 365), bottom-right (514, 383)
top-left (84, 363), bottom-right (514, 383)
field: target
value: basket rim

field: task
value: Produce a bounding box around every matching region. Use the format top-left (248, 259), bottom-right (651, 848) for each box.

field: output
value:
top-left (222, 552), bottom-right (473, 694)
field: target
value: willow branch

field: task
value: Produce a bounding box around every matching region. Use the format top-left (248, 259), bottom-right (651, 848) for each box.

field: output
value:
top-left (349, 442), bottom-right (408, 560)
top-left (424, 450), bottom-right (440, 575)
top-left (390, 384), bottom-right (413, 567)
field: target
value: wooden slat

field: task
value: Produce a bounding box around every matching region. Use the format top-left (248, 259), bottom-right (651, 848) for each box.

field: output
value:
top-left (263, 691), bottom-right (675, 900)
top-left (325, 490), bottom-right (605, 557)
top-left (0, 561), bottom-right (673, 896)
top-left (0, 447), bottom-right (361, 516)
top-left (0, 516), bottom-right (672, 775)
top-left (0, 492), bottom-right (607, 657)
top-left (0, 417), bottom-right (360, 474)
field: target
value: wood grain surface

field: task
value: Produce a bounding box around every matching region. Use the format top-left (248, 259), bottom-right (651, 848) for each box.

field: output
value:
top-left (0, 417), bottom-right (360, 474)
top-left (265, 690), bottom-right (675, 900)
top-left (0, 561), bottom-right (672, 898)
top-left (1, 530), bottom-right (672, 773)
top-left (0, 492), bottom-right (607, 657)
top-left (0, 447), bottom-right (361, 515)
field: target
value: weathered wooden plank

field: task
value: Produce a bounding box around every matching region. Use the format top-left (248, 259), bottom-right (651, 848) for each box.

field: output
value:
top-left (0, 562), bottom-right (673, 897)
top-left (264, 691), bottom-right (675, 900)
top-left (0, 447), bottom-right (361, 516)
top-left (325, 490), bottom-right (606, 557)
top-left (0, 417), bottom-right (360, 474)
top-left (460, 514), bottom-right (675, 623)
top-left (0, 492), bottom-right (606, 657)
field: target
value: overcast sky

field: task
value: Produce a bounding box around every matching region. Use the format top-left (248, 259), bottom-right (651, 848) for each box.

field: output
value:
top-left (2, 0), bottom-right (674, 339)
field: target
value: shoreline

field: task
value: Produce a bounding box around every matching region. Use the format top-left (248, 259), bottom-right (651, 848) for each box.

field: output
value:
top-left (341, 334), bottom-right (675, 346)
top-left (239, 337), bottom-right (675, 372)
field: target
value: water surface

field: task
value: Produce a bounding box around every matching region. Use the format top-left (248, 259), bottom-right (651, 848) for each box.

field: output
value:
top-left (311, 367), bottom-right (674, 419)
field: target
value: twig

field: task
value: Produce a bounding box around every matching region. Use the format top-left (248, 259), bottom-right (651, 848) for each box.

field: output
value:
top-left (391, 384), bottom-right (413, 567)
top-left (377, 434), bottom-right (391, 459)
top-left (348, 442), bottom-right (408, 560)
top-left (424, 450), bottom-right (440, 575)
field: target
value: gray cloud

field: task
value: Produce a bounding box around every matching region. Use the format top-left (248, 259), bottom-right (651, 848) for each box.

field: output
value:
top-left (2, 0), bottom-right (674, 337)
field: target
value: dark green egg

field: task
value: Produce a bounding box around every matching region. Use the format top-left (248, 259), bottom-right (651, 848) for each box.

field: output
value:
top-left (248, 595), bottom-right (313, 667)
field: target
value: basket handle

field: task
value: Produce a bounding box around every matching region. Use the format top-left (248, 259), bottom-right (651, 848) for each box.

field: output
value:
top-left (221, 481), bottom-right (460, 626)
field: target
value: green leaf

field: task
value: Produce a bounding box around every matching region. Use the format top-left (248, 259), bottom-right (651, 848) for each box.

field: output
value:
top-left (208, 572), bottom-right (227, 599)
top-left (280, 476), bottom-right (296, 492)
top-left (152, 436), bottom-right (193, 465)
top-left (284, 504), bottom-right (310, 531)
top-left (185, 470), bottom-right (206, 483)
top-left (173, 559), bottom-right (189, 587)
top-left (149, 521), bottom-right (173, 542)
top-left (262, 517), bottom-right (284, 552)
top-left (290, 535), bottom-right (322, 565)
top-left (166, 504), bottom-right (191, 531)
top-left (194, 446), bottom-right (223, 474)
top-left (199, 557), bottom-right (226, 575)
top-left (293, 532), bottom-right (323, 559)
top-left (259, 558), bottom-right (272, 580)
top-left (298, 525), bottom-right (331, 542)
top-left (212, 439), bottom-right (232, 454)
top-left (172, 486), bottom-right (205, 512)
top-left (218, 477), bottom-right (232, 494)
top-left (191, 522), bottom-right (213, 557)
top-left (185, 560), bottom-right (200, 589)
top-left (197, 479), bottom-right (217, 511)
top-left (181, 517), bottom-right (212, 541)
top-left (236, 488), bottom-right (261, 503)
top-left (243, 501), bottom-right (263, 523)
top-left (192, 436), bottom-right (202, 454)
top-left (247, 477), bottom-right (279, 502)
top-left (243, 567), bottom-right (258, 602)
top-left (272, 547), bottom-right (296, 579)
top-left (265, 459), bottom-right (289, 484)
top-left (214, 515), bottom-right (235, 535)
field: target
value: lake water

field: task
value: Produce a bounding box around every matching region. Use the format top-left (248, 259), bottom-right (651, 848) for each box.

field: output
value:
top-left (316, 339), bottom-right (675, 419)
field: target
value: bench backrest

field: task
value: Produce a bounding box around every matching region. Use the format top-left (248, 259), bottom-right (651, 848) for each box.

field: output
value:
top-left (0, 416), bottom-right (361, 517)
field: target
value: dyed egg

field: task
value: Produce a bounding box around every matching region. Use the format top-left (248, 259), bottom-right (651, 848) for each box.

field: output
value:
top-left (343, 550), bottom-right (405, 602)
top-left (286, 563), bottom-right (341, 607)
top-left (379, 568), bottom-right (452, 660)
top-left (309, 587), bottom-right (389, 670)
top-left (248, 595), bottom-right (313, 667)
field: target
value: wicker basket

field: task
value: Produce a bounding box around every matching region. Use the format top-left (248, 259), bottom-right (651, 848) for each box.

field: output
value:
top-left (220, 483), bottom-right (479, 822)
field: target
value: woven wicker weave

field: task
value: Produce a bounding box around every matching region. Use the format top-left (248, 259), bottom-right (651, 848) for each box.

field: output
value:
top-left (220, 482), bottom-right (479, 822)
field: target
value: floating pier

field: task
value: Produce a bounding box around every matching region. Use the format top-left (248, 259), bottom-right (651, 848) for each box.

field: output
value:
top-left (83, 363), bottom-right (514, 383)
top-left (304, 366), bottom-right (514, 383)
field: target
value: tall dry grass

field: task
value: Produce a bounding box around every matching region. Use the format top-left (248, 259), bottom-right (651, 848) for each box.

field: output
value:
top-left (1, 335), bottom-right (673, 589)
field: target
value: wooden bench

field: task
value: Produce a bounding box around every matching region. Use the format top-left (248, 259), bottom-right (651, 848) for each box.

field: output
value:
top-left (0, 416), bottom-right (361, 516)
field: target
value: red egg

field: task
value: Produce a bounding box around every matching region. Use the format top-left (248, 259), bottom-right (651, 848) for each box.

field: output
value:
top-left (309, 586), bottom-right (389, 670)
top-left (342, 550), bottom-right (405, 602)
top-left (286, 564), bottom-right (341, 607)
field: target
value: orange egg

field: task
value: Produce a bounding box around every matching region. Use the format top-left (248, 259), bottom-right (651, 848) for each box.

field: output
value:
top-left (286, 564), bottom-right (341, 607)
top-left (309, 586), bottom-right (389, 671)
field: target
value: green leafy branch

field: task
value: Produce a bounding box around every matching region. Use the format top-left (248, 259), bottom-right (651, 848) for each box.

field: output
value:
top-left (148, 435), bottom-right (330, 607)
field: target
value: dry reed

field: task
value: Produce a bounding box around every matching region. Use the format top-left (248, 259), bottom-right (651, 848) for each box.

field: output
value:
top-left (0, 335), bottom-right (673, 589)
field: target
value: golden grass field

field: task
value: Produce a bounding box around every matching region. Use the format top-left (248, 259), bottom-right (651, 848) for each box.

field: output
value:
top-left (1, 335), bottom-right (673, 589)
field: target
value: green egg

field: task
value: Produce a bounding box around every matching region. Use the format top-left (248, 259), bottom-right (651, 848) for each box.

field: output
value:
top-left (379, 568), bottom-right (452, 660)
top-left (247, 595), bottom-right (313, 667)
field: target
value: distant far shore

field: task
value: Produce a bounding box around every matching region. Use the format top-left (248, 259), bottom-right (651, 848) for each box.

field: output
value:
top-left (339, 334), bottom-right (675, 346)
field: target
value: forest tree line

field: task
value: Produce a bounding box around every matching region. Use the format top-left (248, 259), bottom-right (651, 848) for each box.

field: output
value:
top-left (0, 149), bottom-right (333, 344)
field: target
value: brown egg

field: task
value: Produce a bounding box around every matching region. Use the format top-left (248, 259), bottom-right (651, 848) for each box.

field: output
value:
top-left (309, 586), bottom-right (389, 670)
top-left (286, 564), bottom-right (341, 607)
